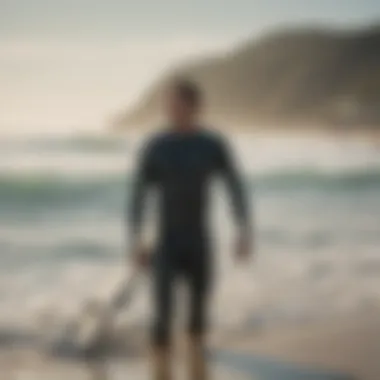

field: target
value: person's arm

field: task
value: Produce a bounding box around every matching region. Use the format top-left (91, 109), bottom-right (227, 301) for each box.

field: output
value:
top-left (217, 137), bottom-right (252, 259)
top-left (127, 139), bottom-right (156, 264)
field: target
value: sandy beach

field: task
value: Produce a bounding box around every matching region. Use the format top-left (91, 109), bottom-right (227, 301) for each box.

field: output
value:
top-left (221, 314), bottom-right (380, 380)
top-left (0, 314), bottom-right (378, 379)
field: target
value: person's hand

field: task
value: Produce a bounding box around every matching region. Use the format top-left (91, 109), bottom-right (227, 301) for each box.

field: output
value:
top-left (235, 229), bottom-right (251, 264)
top-left (131, 243), bottom-right (152, 270)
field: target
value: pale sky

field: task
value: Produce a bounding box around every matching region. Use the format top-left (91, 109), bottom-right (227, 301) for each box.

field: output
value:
top-left (1, 0), bottom-right (379, 132)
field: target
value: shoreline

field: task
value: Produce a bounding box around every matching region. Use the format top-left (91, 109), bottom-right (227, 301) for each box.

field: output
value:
top-left (0, 315), bottom-right (379, 379)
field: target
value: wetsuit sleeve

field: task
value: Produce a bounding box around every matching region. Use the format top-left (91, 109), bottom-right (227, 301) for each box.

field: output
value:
top-left (127, 139), bottom-right (157, 251)
top-left (216, 137), bottom-right (251, 232)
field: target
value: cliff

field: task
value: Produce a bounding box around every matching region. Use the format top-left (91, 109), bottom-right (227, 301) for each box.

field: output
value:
top-left (115, 25), bottom-right (380, 130)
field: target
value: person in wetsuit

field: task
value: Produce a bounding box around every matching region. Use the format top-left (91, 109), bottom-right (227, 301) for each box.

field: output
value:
top-left (128, 79), bottom-right (252, 380)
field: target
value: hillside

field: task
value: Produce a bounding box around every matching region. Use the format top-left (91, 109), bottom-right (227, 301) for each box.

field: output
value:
top-left (115, 25), bottom-right (380, 130)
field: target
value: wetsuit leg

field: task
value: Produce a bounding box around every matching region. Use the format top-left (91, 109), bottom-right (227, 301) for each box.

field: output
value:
top-left (152, 258), bottom-right (175, 348)
top-left (184, 246), bottom-right (212, 338)
top-left (182, 248), bottom-right (211, 380)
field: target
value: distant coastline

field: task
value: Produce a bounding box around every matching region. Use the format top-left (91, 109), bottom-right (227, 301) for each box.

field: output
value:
top-left (114, 24), bottom-right (380, 133)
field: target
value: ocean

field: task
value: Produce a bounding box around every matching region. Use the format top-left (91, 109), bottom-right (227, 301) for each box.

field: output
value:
top-left (1, 131), bottom-right (380, 377)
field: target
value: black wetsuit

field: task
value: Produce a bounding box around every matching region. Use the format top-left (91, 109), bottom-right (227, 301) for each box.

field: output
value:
top-left (128, 128), bottom-right (250, 347)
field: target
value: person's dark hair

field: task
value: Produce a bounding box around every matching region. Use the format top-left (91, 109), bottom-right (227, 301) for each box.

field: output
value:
top-left (171, 78), bottom-right (202, 109)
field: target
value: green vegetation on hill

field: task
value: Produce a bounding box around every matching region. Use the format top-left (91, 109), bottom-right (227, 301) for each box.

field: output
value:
top-left (115, 24), bottom-right (380, 130)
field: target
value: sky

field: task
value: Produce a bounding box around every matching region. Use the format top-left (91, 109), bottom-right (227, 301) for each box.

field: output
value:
top-left (1, 0), bottom-right (379, 133)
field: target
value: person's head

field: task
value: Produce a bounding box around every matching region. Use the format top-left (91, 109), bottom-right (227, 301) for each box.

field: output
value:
top-left (165, 78), bottom-right (202, 129)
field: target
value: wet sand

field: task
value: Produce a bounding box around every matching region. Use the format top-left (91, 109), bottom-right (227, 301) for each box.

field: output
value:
top-left (0, 343), bottom-right (247, 380)
top-left (1, 315), bottom-right (379, 379)
top-left (224, 315), bottom-right (380, 380)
